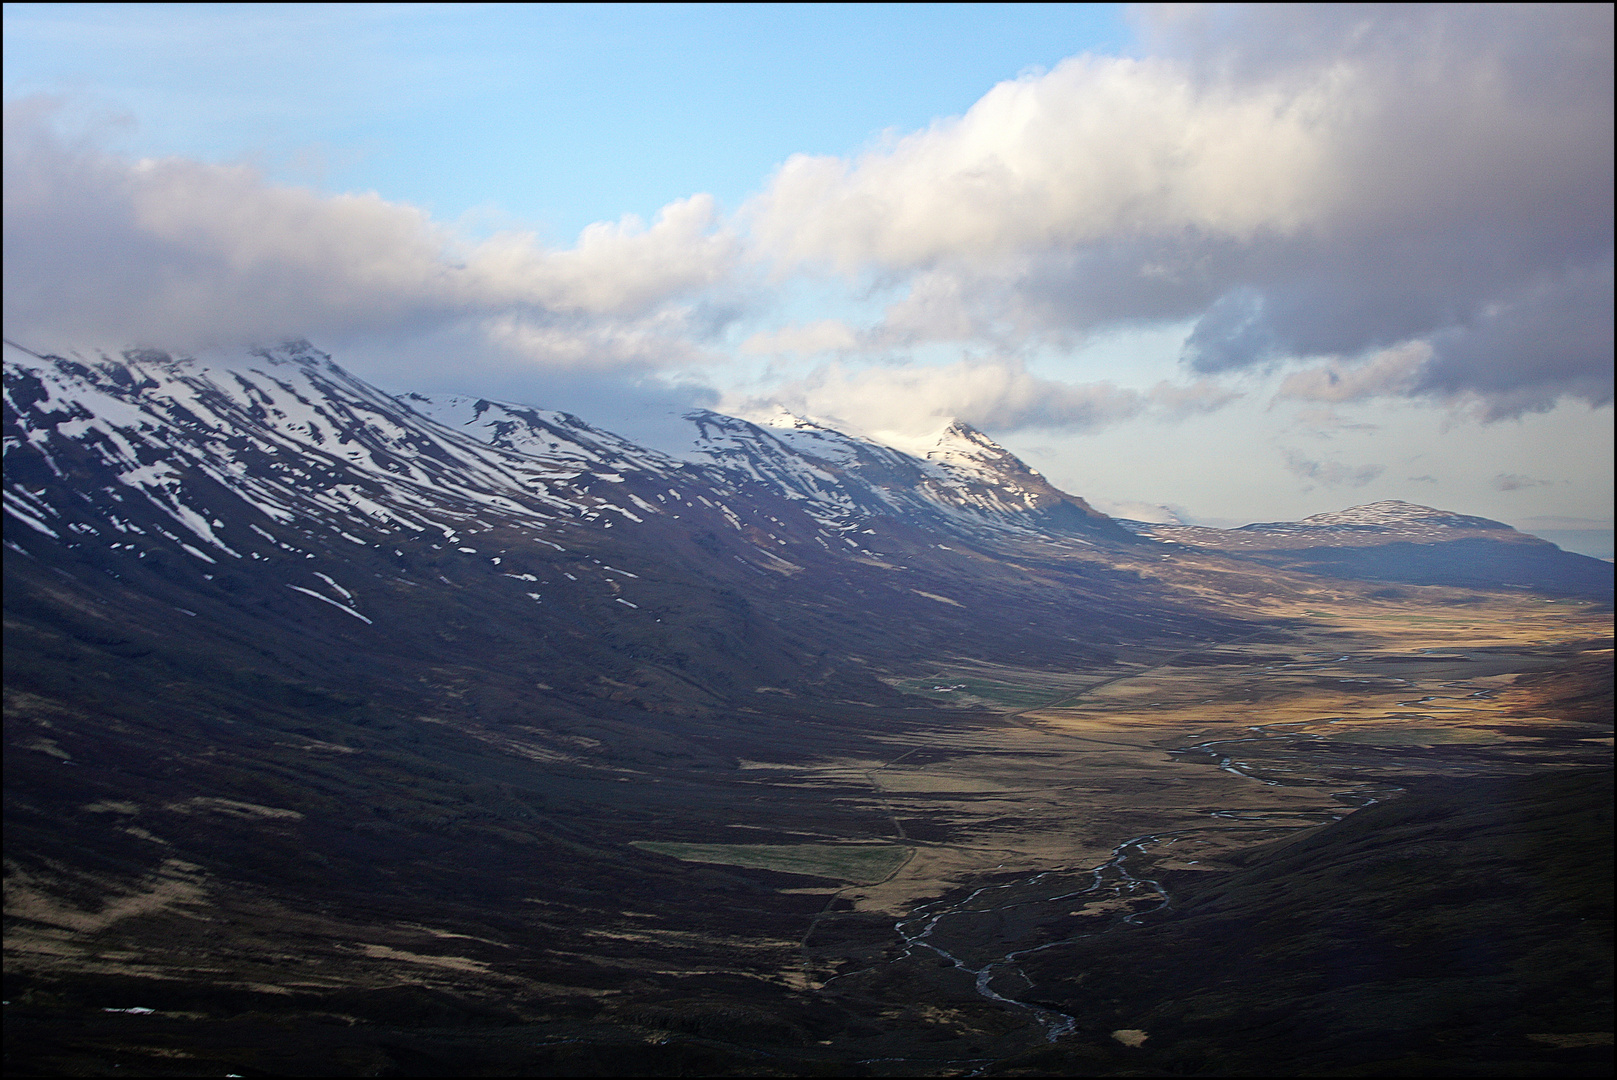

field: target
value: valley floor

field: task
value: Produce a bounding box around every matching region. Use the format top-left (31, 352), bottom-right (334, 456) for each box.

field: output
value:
top-left (5, 589), bottom-right (1612, 1076)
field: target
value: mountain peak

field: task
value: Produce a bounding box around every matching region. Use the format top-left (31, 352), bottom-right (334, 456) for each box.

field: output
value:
top-left (1126, 498), bottom-right (1533, 551)
top-left (751, 405), bottom-right (829, 432)
top-left (867, 418), bottom-right (1022, 468)
top-left (1291, 500), bottom-right (1513, 532)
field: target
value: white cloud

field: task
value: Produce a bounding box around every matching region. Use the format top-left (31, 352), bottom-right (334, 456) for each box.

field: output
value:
top-left (749, 53), bottom-right (1332, 272)
top-left (3, 99), bottom-right (739, 374)
top-left (1276, 342), bottom-right (1428, 403)
top-left (726, 356), bottom-right (1237, 438)
top-left (738, 319), bottom-right (859, 356)
top-left (745, 5), bottom-right (1613, 416)
top-left (469, 195), bottom-right (737, 317)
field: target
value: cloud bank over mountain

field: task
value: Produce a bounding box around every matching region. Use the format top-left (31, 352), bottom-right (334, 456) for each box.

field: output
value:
top-left (747, 4), bottom-right (1612, 419)
top-left (3, 97), bottom-right (739, 379)
top-left (3, 4), bottom-right (1610, 442)
top-left (725, 357), bottom-right (1237, 439)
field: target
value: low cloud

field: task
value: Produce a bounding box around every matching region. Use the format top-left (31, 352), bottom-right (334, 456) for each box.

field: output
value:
top-left (1515, 515), bottom-right (1614, 531)
top-left (1288, 407), bottom-right (1380, 434)
top-left (1276, 343), bottom-right (1427, 404)
top-left (727, 357), bottom-right (1238, 438)
top-left (3, 98), bottom-right (740, 378)
top-left (1283, 449), bottom-right (1385, 489)
top-left (1093, 500), bottom-right (1188, 525)
top-left (1146, 377), bottom-right (1242, 419)
top-left (1491, 473), bottom-right (1552, 492)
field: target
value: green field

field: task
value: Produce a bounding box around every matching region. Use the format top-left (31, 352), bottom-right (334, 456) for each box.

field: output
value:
top-left (894, 675), bottom-right (1065, 708)
top-left (631, 842), bottom-right (913, 884)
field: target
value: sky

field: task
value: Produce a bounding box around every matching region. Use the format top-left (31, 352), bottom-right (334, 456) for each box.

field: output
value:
top-left (4, 4), bottom-right (1612, 555)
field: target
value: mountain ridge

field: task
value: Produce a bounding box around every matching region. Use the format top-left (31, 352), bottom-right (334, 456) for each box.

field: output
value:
top-left (400, 389), bottom-right (1136, 546)
top-left (10, 338), bottom-right (1605, 614)
top-left (1122, 498), bottom-right (1526, 545)
top-left (6, 338), bottom-right (1249, 722)
top-left (6, 336), bottom-right (1610, 1076)
top-left (1120, 499), bottom-right (1611, 600)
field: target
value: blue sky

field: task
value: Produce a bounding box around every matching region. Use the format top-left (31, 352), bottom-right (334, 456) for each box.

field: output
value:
top-left (4, 4), bottom-right (1612, 553)
top-left (3, 4), bottom-right (1136, 240)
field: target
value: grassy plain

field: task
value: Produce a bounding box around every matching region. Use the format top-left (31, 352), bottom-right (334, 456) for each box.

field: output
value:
top-left (5, 568), bottom-right (1609, 1075)
top-left (742, 590), bottom-right (1611, 1073)
top-left (753, 590), bottom-right (1613, 993)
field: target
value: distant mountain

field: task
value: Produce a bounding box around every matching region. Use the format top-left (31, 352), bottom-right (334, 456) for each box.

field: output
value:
top-left (4, 339), bottom-right (1233, 723)
top-left (6, 338), bottom-right (1608, 1076)
top-left (403, 395), bottom-right (1136, 546)
top-left (1121, 500), bottom-right (1612, 600)
top-left (1125, 500), bottom-right (1517, 547)
top-left (1278, 500), bottom-right (1516, 534)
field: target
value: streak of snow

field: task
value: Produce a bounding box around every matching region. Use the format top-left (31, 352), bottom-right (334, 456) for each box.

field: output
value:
top-left (313, 572), bottom-right (353, 599)
top-left (287, 584), bottom-right (373, 624)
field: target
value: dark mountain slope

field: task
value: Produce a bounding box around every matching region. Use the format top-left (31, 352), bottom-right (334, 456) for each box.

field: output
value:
top-left (1011, 767), bottom-right (1614, 1077)
top-left (1126, 500), bottom-right (1613, 601)
top-left (3, 341), bottom-right (1253, 1063)
top-left (6, 340), bottom-right (1608, 1076)
top-left (3, 340), bottom-right (1237, 700)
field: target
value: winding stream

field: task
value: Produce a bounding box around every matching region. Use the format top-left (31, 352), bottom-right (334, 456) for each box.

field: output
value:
top-left (891, 830), bottom-right (1180, 1040)
top-left (849, 648), bottom-right (1535, 1049)
top-left (881, 726), bottom-right (1404, 1043)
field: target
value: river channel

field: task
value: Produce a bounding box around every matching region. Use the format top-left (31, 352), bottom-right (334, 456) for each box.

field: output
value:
top-left (879, 732), bottom-right (1394, 1043)
top-left (817, 636), bottom-right (1607, 1065)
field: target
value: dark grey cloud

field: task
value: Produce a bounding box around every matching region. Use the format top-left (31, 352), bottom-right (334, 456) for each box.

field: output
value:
top-left (1491, 473), bottom-right (1552, 492)
top-left (1146, 5), bottom-right (1613, 412)
top-left (755, 5), bottom-right (1613, 418)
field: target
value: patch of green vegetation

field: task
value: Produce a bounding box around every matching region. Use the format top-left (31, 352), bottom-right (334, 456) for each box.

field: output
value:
top-left (895, 675), bottom-right (1058, 708)
top-left (632, 842), bottom-right (912, 884)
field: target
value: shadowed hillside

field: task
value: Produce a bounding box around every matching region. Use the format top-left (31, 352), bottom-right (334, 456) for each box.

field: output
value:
top-left (1008, 767), bottom-right (1615, 1077)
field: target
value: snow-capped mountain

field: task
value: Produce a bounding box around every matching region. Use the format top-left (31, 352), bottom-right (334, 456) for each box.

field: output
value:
top-left (9, 336), bottom-right (1604, 689)
top-left (5, 339), bottom-right (1129, 574)
top-left (10, 339), bottom-right (1224, 714)
top-left (1120, 500), bottom-right (1610, 600)
top-left (1286, 500), bottom-right (1514, 533)
top-left (401, 394), bottom-right (1135, 545)
top-left (2, 339), bottom-right (687, 568)
top-left (753, 412), bottom-right (1128, 540)
top-left (394, 393), bottom-right (684, 479)
top-left (1121, 499), bottom-right (1526, 550)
